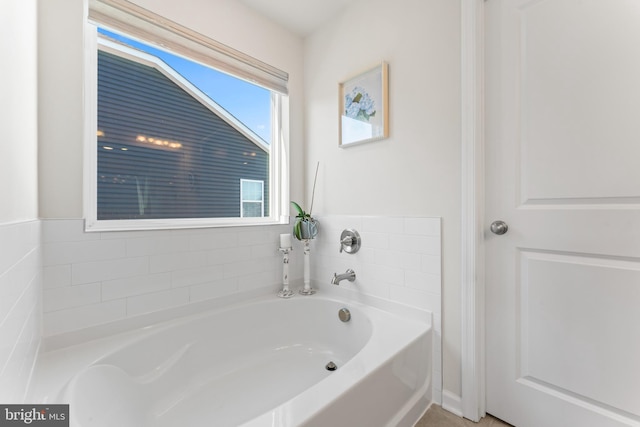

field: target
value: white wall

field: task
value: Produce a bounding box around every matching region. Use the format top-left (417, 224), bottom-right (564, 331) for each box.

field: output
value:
top-left (38, 0), bottom-right (85, 218)
top-left (303, 0), bottom-right (462, 398)
top-left (38, 0), bottom-right (306, 218)
top-left (1, 0), bottom-right (39, 221)
top-left (0, 0), bottom-right (42, 402)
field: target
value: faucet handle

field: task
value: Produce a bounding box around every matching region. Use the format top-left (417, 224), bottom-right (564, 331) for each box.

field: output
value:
top-left (339, 229), bottom-right (361, 254)
top-left (339, 236), bottom-right (353, 253)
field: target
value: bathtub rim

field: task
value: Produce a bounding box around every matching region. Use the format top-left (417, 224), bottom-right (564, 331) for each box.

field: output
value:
top-left (40, 281), bottom-right (431, 354)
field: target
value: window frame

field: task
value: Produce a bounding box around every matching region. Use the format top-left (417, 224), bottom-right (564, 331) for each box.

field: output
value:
top-left (83, 23), bottom-right (289, 231)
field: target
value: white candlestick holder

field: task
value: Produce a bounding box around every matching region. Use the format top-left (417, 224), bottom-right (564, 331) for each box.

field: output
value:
top-left (299, 239), bottom-right (316, 295)
top-left (277, 246), bottom-right (294, 298)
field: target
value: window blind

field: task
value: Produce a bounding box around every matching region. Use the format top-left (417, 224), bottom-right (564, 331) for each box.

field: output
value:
top-left (88, 0), bottom-right (289, 95)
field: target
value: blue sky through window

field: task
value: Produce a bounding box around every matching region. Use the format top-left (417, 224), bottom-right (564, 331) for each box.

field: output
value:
top-left (98, 28), bottom-right (272, 143)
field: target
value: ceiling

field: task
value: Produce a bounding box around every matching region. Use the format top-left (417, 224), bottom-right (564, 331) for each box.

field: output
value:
top-left (239, 0), bottom-right (357, 37)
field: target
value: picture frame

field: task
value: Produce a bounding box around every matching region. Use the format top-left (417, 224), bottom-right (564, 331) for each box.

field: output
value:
top-left (339, 62), bottom-right (389, 147)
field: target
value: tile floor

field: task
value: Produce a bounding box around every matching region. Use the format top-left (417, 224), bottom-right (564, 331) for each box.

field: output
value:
top-left (415, 405), bottom-right (514, 427)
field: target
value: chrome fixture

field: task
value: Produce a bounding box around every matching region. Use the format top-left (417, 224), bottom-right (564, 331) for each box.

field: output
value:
top-left (277, 234), bottom-right (294, 298)
top-left (490, 220), bottom-right (509, 235)
top-left (299, 239), bottom-right (316, 296)
top-left (325, 361), bottom-right (338, 371)
top-left (331, 269), bottom-right (356, 285)
top-left (338, 308), bottom-right (351, 322)
top-left (339, 229), bottom-right (361, 254)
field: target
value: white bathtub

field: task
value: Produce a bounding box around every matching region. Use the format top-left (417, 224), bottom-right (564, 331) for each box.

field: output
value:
top-left (36, 295), bottom-right (432, 427)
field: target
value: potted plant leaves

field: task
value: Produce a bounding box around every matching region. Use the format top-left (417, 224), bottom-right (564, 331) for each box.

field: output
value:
top-left (291, 201), bottom-right (318, 240)
top-left (291, 162), bottom-right (319, 240)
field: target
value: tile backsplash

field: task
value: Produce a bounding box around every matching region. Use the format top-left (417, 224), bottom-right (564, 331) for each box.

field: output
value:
top-left (309, 215), bottom-right (441, 311)
top-left (41, 219), bottom-right (297, 337)
top-left (0, 220), bottom-right (42, 402)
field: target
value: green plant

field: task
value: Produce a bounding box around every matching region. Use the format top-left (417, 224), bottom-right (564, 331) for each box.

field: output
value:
top-left (291, 162), bottom-right (319, 240)
top-left (291, 201), bottom-right (311, 240)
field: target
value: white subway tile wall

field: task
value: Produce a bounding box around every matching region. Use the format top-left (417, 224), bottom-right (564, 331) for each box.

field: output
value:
top-left (309, 215), bottom-right (442, 404)
top-left (41, 219), bottom-right (297, 337)
top-left (0, 220), bottom-right (42, 402)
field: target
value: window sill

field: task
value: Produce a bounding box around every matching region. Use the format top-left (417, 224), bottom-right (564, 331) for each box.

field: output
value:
top-left (84, 216), bottom-right (290, 233)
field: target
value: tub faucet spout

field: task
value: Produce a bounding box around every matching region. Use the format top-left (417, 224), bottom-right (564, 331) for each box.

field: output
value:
top-left (331, 269), bottom-right (356, 285)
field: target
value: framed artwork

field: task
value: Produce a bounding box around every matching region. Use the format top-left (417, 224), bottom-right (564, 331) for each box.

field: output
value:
top-left (339, 62), bottom-right (389, 147)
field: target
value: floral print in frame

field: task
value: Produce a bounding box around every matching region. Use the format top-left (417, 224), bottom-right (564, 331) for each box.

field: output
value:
top-left (339, 62), bottom-right (389, 147)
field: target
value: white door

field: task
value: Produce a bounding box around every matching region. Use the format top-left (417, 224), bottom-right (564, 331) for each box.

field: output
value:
top-left (485, 1), bottom-right (640, 426)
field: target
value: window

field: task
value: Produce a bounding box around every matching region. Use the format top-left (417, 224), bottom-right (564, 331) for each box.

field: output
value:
top-left (85, 2), bottom-right (289, 231)
top-left (240, 179), bottom-right (264, 218)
